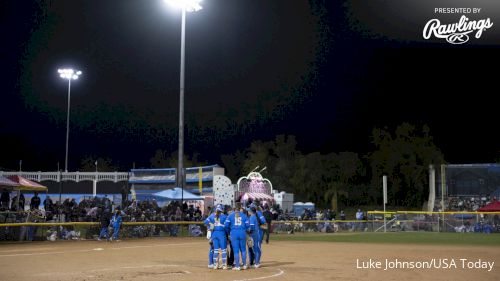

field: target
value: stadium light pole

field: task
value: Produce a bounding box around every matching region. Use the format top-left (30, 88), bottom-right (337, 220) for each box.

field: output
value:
top-left (58, 68), bottom-right (82, 172)
top-left (163, 0), bottom-right (203, 206)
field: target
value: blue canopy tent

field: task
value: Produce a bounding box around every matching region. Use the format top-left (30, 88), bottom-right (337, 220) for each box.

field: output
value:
top-left (153, 187), bottom-right (203, 201)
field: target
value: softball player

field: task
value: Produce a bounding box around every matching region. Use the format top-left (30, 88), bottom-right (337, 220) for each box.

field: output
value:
top-left (204, 207), bottom-right (215, 269)
top-left (205, 204), bottom-right (228, 269)
top-left (256, 205), bottom-right (267, 242)
top-left (225, 203), bottom-right (249, 270)
top-left (223, 205), bottom-right (234, 267)
top-left (110, 209), bottom-right (122, 241)
top-left (249, 203), bottom-right (266, 264)
top-left (248, 206), bottom-right (264, 268)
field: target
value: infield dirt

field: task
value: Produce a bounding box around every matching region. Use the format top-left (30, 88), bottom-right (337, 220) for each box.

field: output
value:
top-left (1, 237), bottom-right (498, 281)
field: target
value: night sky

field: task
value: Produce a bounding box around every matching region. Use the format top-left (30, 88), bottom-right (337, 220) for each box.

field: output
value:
top-left (1, 0), bottom-right (499, 172)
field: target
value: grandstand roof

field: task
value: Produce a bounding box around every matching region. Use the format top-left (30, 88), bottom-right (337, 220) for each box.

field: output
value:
top-left (129, 165), bottom-right (221, 184)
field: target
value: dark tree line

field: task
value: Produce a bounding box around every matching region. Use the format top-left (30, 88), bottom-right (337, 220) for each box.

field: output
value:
top-left (80, 122), bottom-right (445, 210)
top-left (221, 123), bottom-right (444, 210)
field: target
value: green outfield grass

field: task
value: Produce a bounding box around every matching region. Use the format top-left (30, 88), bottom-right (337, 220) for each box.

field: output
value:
top-left (272, 232), bottom-right (500, 246)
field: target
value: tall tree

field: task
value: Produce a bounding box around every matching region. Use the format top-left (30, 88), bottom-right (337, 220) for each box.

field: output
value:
top-left (270, 135), bottom-right (301, 193)
top-left (239, 135), bottom-right (302, 193)
top-left (242, 140), bottom-right (274, 175)
top-left (323, 152), bottom-right (364, 211)
top-left (368, 123), bottom-right (445, 207)
top-left (290, 152), bottom-right (323, 204)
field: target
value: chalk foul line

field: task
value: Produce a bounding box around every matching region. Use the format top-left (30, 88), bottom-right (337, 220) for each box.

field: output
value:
top-left (233, 268), bottom-right (284, 281)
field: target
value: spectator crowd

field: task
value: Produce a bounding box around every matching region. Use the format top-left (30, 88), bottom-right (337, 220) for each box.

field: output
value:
top-left (445, 195), bottom-right (497, 212)
top-left (0, 188), bottom-right (207, 241)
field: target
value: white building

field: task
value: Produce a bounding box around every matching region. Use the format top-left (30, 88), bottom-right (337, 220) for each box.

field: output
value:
top-left (273, 190), bottom-right (294, 213)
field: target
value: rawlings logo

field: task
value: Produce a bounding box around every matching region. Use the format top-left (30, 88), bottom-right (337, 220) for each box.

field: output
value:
top-left (423, 15), bottom-right (493, 44)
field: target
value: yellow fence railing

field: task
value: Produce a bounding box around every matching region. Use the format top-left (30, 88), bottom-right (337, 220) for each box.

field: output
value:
top-left (368, 211), bottom-right (500, 215)
top-left (0, 220), bottom-right (369, 228)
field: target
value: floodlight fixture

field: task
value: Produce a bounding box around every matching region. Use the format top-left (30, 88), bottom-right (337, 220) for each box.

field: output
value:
top-left (164, 0), bottom-right (203, 12)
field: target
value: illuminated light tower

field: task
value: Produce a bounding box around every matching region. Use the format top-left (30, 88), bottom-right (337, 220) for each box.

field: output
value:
top-left (163, 0), bottom-right (203, 194)
top-left (58, 68), bottom-right (82, 172)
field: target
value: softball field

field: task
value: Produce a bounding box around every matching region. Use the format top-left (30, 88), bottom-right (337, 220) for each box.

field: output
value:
top-left (1, 234), bottom-right (499, 281)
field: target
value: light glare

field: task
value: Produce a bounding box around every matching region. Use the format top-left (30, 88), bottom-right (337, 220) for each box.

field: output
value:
top-left (164, 0), bottom-right (202, 12)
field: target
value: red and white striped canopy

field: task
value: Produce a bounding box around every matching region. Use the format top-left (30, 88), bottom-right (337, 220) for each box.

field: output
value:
top-left (241, 192), bottom-right (274, 202)
top-left (0, 175), bottom-right (19, 187)
top-left (7, 175), bottom-right (47, 192)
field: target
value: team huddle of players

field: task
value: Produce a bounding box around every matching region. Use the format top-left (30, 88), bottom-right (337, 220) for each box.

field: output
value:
top-left (204, 202), bottom-right (267, 271)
